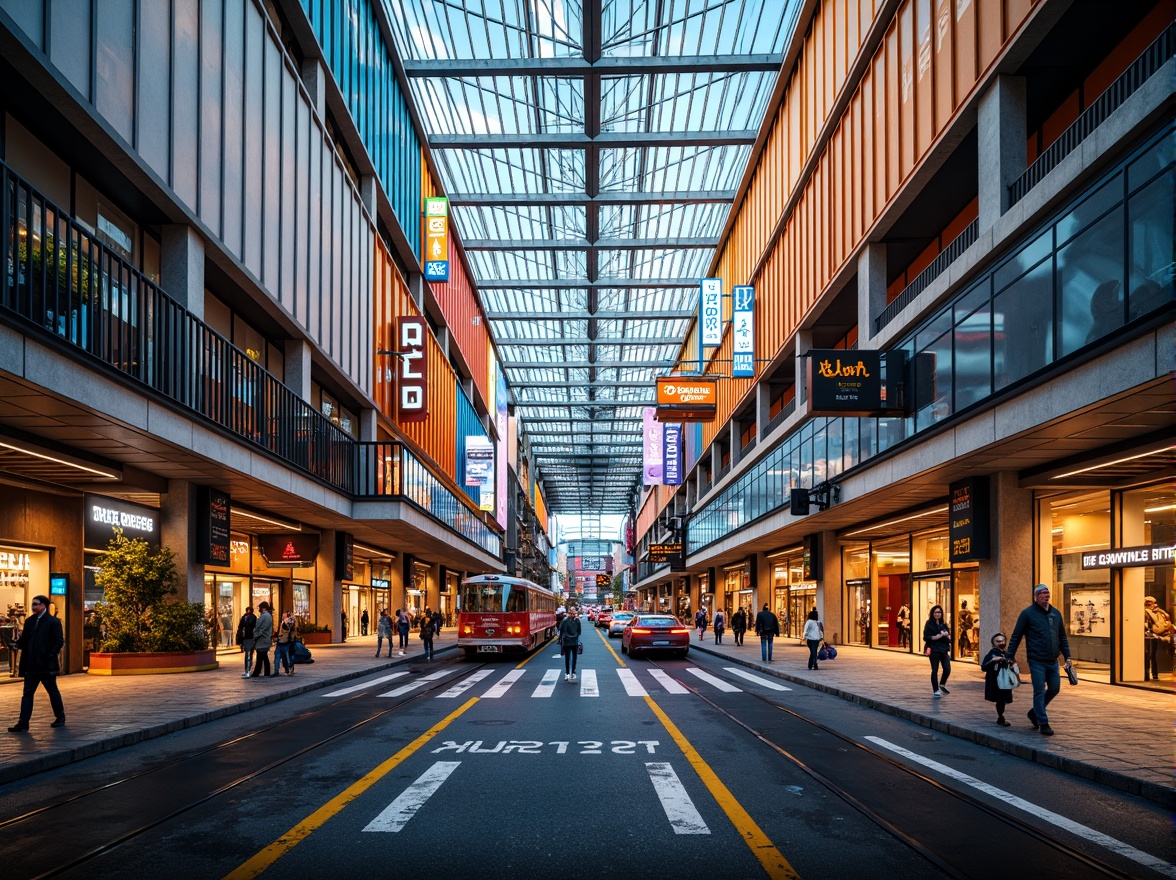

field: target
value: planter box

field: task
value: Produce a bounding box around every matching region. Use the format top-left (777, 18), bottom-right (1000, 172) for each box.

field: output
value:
top-left (300, 632), bottom-right (333, 645)
top-left (87, 649), bottom-right (219, 675)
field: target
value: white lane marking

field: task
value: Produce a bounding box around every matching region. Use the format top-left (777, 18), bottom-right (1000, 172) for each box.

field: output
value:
top-left (362, 761), bottom-right (461, 833)
top-left (579, 668), bottom-right (599, 697)
top-left (722, 667), bottom-right (792, 691)
top-left (533, 669), bottom-right (560, 697)
top-left (648, 669), bottom-right (690, 694)
top-left (378, 668), bottom-right (458, 697)
top-left (482, 669), bottom-right (525, 698)
top-left (646, 763), bottom-right (710, 834)
top-left (684, 667), bottom-right (742, 693)
top-left (866, 737), bottom-right (1176, 878)
top-left (322, 671), bottom-right (409, 697)
top-left (437, 669), bottom-right (492, 699)
top-left (616, 668), bottom-right (648, 697)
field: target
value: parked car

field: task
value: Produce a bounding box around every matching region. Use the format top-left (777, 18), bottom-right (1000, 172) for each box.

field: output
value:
top-left (608, 612), bottom-right (636, 637)
top-left (621, 614), bottom-right (690, 659)
top-left (596, 610), bottom-right (613, 628)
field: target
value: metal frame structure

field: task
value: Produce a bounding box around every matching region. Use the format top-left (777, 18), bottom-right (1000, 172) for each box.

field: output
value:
top-left (383, 0), bottom-right (797, 515)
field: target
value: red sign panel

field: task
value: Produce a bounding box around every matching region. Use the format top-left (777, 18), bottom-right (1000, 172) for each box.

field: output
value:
top-left (397, 317), bottom-right (429, 423)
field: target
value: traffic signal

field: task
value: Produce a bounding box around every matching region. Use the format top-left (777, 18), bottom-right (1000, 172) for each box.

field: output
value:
top-left (596, 574), bottom-right (611, 588)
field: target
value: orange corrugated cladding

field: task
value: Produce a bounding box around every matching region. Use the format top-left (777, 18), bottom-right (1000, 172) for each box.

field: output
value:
top-left (429, 232), bottom-right (492, 408)
top-left (533, 486), bottom-right (548, 536)
top-left (704, 0), bottom-right (1040, 438)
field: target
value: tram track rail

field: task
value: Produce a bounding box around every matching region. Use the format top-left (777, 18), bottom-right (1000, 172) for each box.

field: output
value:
top-left (644, 653), bottom-right (1145, 880)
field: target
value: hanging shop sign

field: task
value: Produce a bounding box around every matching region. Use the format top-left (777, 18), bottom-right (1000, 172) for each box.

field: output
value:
top-left (1081, 543), bottom-right (1175, 569)
top-left (337, 532), bottom-right (355, 581)
top-left (84, 494), bottom-right (159, 552)
top-left (949, 478), bottom-right (990, 562)
top-left (196, 487), bottom-right (232, 566)
top-left (806, 349), bottom-right (889, 416)
top-left (596, 574), bottom-right (611, 589)
top-left (731, 285), bottom-right (755, 377)
top-left (643, 408), bottom-right (664, 485)
top-left (649, 542), bottom-right (683, 567)
top-left (397, 316), bottom-right (429, 423)
top-left (699, 278), bottom-right (723, 347)
top-left (655, 377), bottom-right (717, 422)
top-left (372, 577), bottom-right (391, 590)
top-left (259, 533), bottom-right (320, 567)
top-left (423, 197), bottom-right (449, 281)
top-left (802, 533), bottom-right (821, 581)
top-left (579, 557), bottom-right (605, 571)
top-left (663, 423), bottom-right (683, 486)
top-left (465, 436), bottom-right (494, 486)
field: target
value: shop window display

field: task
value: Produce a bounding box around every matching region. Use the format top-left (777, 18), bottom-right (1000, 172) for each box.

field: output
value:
top-left (842, 544), bottom-right (870, 645)
top-left (874, 538), bottom-right (911, 649)
top-left (1046, 491), bottom-right (1111, 680)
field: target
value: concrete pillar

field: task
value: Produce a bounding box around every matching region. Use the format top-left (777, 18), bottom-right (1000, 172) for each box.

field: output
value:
top-left (359, 174), bottom-right (378, 217)
top-left (795, 329), bottom-right (813, 408)
top-left (729, 420), bottom-right (742, 467)
top-left (300, 58), bottom-right (327, 117)
top-left (817, 530), bottom-right (842, 643)
top-left (160, 480), bottom-right (203, 604)
top-left (284, 339), bottom-right (312, 401)
top-left (857, 243), bottom-right (887, 347)
top-left (409, 273), bottom-right (426, 310)
top-left (978, 471), bottom-right (1035, 646)
top-left (315, 528), bottom-right (343, 642)
top-left (977, 75), bottom-right (1027, 230)
top-left (755, 381), bottom-right (772, 439)
top-left (160, 226), bottom-right (205, 321)
top-left (1120, 492), bottom-right (1146, 681)
top-left (752, 551), bottom-right (771, 620)
top-left (358, 407), bottom-right (378, 442)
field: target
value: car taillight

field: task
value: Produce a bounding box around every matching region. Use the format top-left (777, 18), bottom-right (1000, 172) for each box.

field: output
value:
top-left (462, 626), bottom-right (473, 635)
top-left (631, 627), bottom-right (651, 634)
top-left (670, 628), bottom-right (690, 634)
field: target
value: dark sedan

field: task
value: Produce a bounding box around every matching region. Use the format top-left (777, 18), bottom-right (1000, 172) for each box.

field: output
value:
top-left (621, 614), bottom-right (690, 659)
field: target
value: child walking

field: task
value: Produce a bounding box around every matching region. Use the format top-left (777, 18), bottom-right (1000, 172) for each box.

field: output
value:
top-left (980, 632), bottom-right (1015, 726)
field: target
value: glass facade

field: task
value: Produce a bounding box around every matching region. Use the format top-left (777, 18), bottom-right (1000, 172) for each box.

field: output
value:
top-left (770, 551), bottom-right (815, 639)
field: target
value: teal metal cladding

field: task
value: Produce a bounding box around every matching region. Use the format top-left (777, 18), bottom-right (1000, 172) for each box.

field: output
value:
top-left (455, 384), bottom-right (491, 504)
top-left (299, 0), bottom-right (422, 257)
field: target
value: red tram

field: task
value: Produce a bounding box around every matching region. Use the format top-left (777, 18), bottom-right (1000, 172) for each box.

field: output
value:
top-left (457, 574), bottom-right (558, 656)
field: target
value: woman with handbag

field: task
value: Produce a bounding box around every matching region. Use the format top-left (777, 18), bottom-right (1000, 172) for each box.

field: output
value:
top-left (981, 632), bottom-right (1016, 726)
top-left (803, 609), bottom-right (823, 670)
top-left (923, 605), bottom-right (952, 697)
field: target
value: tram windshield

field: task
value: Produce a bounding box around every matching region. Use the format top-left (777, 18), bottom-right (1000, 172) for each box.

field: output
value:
top-left (461, 581), bottom-right (528, 613)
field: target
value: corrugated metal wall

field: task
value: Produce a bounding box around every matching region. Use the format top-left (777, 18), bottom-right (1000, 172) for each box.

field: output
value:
top-left (454, 384), bottom-right (489, 502)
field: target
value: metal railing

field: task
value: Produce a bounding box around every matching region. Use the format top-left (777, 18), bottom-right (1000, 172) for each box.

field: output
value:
top-left (1008, 24), bottom-right (1174, 207)
top-left (0, 161), bottom-right (500, 556)
top-left (876, 218), bottom-right (979, 334)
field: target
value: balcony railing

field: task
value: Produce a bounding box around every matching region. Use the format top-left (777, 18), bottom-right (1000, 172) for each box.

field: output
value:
top-left (0, 161), bottom-right (500, 557)
top-left (1008, 23), bottom-right (1174, 207)
top-left (876, 218), bottom-right (979, 334)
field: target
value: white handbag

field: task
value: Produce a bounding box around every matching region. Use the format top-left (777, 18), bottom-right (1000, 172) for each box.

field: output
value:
top-left (996, 664), bottom-right (1021, 690)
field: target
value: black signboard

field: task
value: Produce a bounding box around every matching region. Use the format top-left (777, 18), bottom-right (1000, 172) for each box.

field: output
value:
top-left (337, 532), bottom-right (355, 581)
top-left (949, 478), bottom-right (990, 562)
top-left (197, 487), bottom-right (232, 566)
top-left (802, 534), bottom-right (821, 581)
top-left (259, 533), bottom-right (320, 567)
top-left (807, 350), bottom-right (884, 416)
top-left (649, 542), bottom-right (683, 564)
top-left (84, 493), bottom-right (160, 552)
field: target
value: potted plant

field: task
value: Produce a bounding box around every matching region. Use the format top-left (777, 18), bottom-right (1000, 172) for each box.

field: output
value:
top-left (87, 529), bottom-right (218, 675)
top-left (297, 620), bottom-right (333, 645)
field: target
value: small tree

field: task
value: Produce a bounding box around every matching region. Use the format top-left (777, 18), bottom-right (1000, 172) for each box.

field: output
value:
top-left (92, 529), bottom-right (209, 652)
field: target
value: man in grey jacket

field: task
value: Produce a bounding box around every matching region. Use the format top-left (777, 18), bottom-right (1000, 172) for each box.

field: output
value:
top-left (250, 602), bottom-right (274, 679)
top-left (1007, 584), bottom-right (1072, 737)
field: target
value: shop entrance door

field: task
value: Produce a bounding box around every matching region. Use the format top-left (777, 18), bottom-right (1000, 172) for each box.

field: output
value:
top-left (913, 574), bottom-right (952, 646)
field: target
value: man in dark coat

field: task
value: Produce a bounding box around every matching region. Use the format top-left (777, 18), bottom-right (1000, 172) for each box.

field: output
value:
top-left (9, 595), bottom-right (65, 731)
top-left (754, 603), bottom-right (780, 662)
top-left (1007, 584), bottom-right (1072, 737)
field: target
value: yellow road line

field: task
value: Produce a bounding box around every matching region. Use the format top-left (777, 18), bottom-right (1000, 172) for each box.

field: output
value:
top-left (595, 625), bottom-right (626, 666)
top-left (222, 697), bottom-right (479, 880)
top-left (644, 696), bottom-right (801, 880)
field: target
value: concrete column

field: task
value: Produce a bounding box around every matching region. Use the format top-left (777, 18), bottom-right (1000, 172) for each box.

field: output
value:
top-left (160, 226), bottom-right (205, 321)
top-left (1120, 492), bottom-right (1147, 681)
top-left (752, 551), bottom-right (771, 620)
top-left (358, 407), bottom-right (378, 442)
top-left (315, 529), bottom-right (343, 642)
top-left (409, 273), bottom-right (426, 310)
top-left (359, 174), bottom-right (378, 217)
top-left (857, 243), bottom-right (887, 347)
top-left (755, 381), bottom-right (772, 439)
top-left (300, 58), bottom-right (327, 117)
top-left (817, 530), bottom-right (842, 643)
top-left (729, 420), bottom-right (742, 467)
top-left (977, 75), bottom-right (1027, 231)
top-left (160, 480), bottom-right (203, 604)
top-left (795, 329), bottom-right (813, 408)
top-left (978, 471), bottom-right (1035, 646)
top-left (284, 339), bottom-right (313, 401)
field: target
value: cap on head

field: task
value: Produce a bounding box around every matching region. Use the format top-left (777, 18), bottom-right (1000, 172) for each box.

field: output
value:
top-left (1033, 584), bottom-right (1050, 596)
top-left (32, 594), bottom-right (49, 607)
top-left (1145, 596), bottom-right (1157, 604)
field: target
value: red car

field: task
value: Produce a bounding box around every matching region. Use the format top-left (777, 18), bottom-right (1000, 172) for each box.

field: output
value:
top-left (621, 614), bottom-right (691, 659)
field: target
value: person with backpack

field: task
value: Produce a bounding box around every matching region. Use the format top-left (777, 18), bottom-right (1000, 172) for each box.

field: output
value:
top-left (1144, 596), bottom-right (1173, 681)
top-left (803, 609), bottom-right (823, 670)
top-left (419, 614), bottom-right (435, 661)
top-left (754, 603), bottom-right (780, 662)
top-left (694, 608), bottom-right (708, 642)
top-left (250, 602), bottom-right (274, 679)
top-left (713, 608), bottom-right (726, 644)
top-left (360, 609), bottom-right (370, 636)
top-left (731, 607), bottom-right (747, 646)
top-left (236, 606), bottom-right (257, 678)
top-left (559, 609), bottom-right (582, 681)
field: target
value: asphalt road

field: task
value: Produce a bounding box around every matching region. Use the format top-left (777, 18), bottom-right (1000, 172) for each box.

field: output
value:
top-left (0, 631), bottom-right (1171, 880)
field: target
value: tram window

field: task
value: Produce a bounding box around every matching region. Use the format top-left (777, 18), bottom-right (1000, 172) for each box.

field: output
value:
top-left (505, 587), bottom-right (527, 612)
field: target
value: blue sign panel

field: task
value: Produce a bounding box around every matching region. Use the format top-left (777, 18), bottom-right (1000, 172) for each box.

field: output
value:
top-left (50, 574), bottom-right (68, 596)
top-left (663, 424), bottom-right (683, 486)
top-left (424, 260), bottom-right (449, 281)
top-left (732, 285), bottom-right (755, 378)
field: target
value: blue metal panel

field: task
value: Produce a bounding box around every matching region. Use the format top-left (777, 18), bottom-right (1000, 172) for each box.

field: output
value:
top-left (454, 384), bottom-right (490, 503)
top-left (299, 0), bottom-right (422, 257)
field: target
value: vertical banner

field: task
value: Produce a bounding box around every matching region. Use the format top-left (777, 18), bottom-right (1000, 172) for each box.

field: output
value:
top-left (397, 317), bottom-right (429, 422)
top-left (699, 278), bottom-right (723, 347)
top-left (495, 369), bottom-right (509, 528)
top-left (465, 436), bottom-right (493, 485)
top-left (642, 407), bottom-right (664, 485)
top-left (663, 424), bottom-right (683, 486)
top-left (196, 486), bottom-right (231, 566)
top-left (732, 285), bottom-right (755, 377)
top-left (423, 197), bottom-right (449, 281)
top-left (336, 532), bottom-right (355, 581)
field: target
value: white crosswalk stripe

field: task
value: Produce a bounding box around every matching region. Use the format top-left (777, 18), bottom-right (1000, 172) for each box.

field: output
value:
top-left (616, 668), bottom-right (648, 696)
top-left (684, 668), bottom-right (742, 692)
top-left (722, 667), bottom-right (792, 691)
top-left (578, 668), bottom-right (599, 697)
top-left (378, 668), bottom-right (458, 697)
top-left (363, 762), bottom-right (460, 833)
top-left (437, 669), bottom-right (492, 698)
top-left (648, 669), bottom-right (690, 694)
top-left (532, 669), bottom-right (560, 697)
top-left (646, 762), bottom-right (709, 834)
top-left (323, 671), bottom-right (409, 697)
top-left (482, 669), bottom-right (525, 698)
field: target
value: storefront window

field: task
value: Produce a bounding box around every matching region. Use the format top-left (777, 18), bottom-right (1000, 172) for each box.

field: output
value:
top-left (954, 568), bottom-right (979, 661)
top-left (874, 538), bottom-right (910, 649)
top-left (842, 544), bottom-right (870, 645)
top-left (1045, 491), bottom-right (1111, 681)
top-left (1121, 484), bottom-right (1174, 689)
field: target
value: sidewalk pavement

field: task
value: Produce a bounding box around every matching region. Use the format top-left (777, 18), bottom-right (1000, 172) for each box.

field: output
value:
top-left (692, 634), bottom-right (1173, 806)
top-left (0, 634), bottom-right (454, 786)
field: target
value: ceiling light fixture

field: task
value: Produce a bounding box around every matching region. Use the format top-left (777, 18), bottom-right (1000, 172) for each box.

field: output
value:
top-left (845, 507), bottom-right (949, 537)
top-left (234, 509), bottom-right (301, 531)
top-left (0, 440), bottom-right (120, 480)
top-left (1051, 446), bottom-right (1176, 479)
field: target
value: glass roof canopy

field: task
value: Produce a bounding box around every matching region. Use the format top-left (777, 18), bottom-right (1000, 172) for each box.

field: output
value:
top-left (384, 0), bottom-right (797, 516)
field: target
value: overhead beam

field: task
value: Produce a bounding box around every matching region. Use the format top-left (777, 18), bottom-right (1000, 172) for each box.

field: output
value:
top-left (496, 336), bottom-right (682, 346)
top-left (448, 191), bottom-right (735, 207)
top-left (478, 278), bottom-right (699, 289)
top-left (430, 130), bottom-right (757, 149)
top-left (401, 54), bottom-right (784, 76)
top-left (463, 237), bottom-right (719, 251)
top-left (489, 310), bottom-right (694, 320)
top-left (503, 359), bottom-right (676, 369)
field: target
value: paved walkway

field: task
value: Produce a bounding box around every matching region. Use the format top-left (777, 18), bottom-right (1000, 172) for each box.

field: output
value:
top-left (691, 634), bottom-right (1173, 805)
top-left (0, 631), bottom-right (1171, 807)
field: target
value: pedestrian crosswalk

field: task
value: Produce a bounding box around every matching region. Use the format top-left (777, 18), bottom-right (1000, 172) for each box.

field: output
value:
top-left (329, 665), bottom-right (792, 700)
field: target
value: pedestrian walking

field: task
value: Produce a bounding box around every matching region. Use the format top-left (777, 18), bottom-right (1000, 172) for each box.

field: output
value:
top-left (731, 607), bottom-right (747, 646)
top-left (923, 604), bottom-right (952, 697)
top-left (432, 609), bottom-right (442, 636)
top-left (1007, 584), bottom-right (1072, 736)
top-left (250, 602), bottom-right (274, 679)
top-left (236, 606), bottom-right (257, 678)
top-left (7, 595), bottom-right (65, 731)
top-left (694, 608), bottom-right (708, 642)
top-left (272, 610), bottom-right (298, 676)
top-left (1143, 596), bottom-right (1173, 680)
top-left (755, 603), bottom-right (780, 662)
top-left (803, 609), bottom-right (823, 670)
top-left (396, 608), bottom-right (410, 654)
top-left (375, 609), bottom-right (393, 657)
top-left (340, 610), bottom-right (348, 642)
top-left (360, 609), bottom-right (370, 636)
top-left (713, 608), bottom-right (726, 644)
top-left (559, 609), bottom-right (582, 681)
top-left (980, 633), bottom-right (1015, 726)
top-left (419, 615), bottom-right (434, 661)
